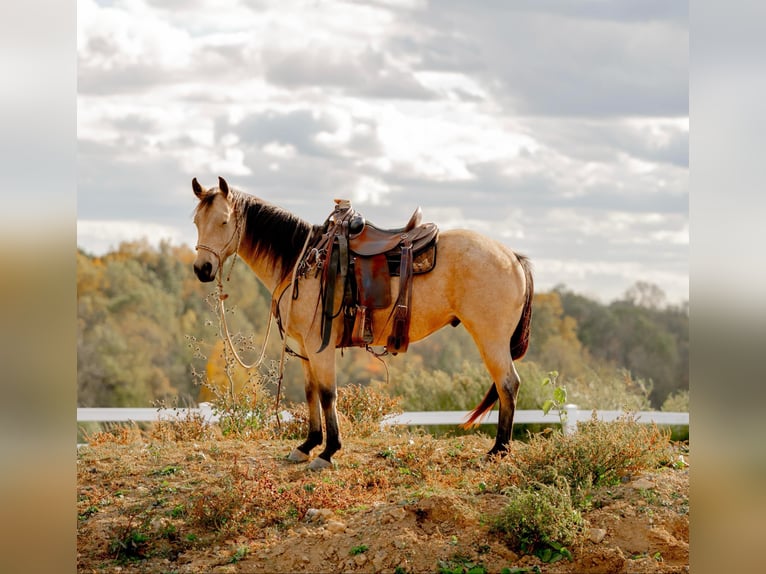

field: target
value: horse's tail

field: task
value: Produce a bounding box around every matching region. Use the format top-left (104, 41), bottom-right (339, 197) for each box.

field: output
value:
top-left (462, 384), bottom-right (499, 428)
top-left (510, 253), bottom-right (533, 360)
top-left (462, 253), bottom-right (533, 428)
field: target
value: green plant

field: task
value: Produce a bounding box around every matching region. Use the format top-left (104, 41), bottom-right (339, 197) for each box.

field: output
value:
top-left (109, 519), bottom-right (151, 561)
top-left (349, 544), bottom-right (369, 556)
top-left (541, 371), bottom-right (568, 425)
top-left (437, 555), bottom-right (487, 574)
top-left (494, 479), bottom-right (583, 556)
top-left (229, 545), bottom-right (249, 563)
top-left (501, 413), bottom-right (673, 501)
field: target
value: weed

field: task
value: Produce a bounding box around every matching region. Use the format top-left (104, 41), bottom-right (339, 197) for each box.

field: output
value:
top-left (108, 516), bottom-right (151, 561)
top-left (540, 371), bottom-right (568, 425)
top-left (494, 479), bottom-right (583, 555)
top-left (336, 383), bottom-right (402, 437)
top-left (437, 555), bottom-right (487, 574)
top-left (349, 544), bottom-right (369, 556)
top-left (150, 465), bottom-right (180, 477)
top-left (229, 545), bottom-right (249, 563)
top-left (497, 413), bottom-right (673, 503)
top-left (78, 506), bottom-right (99, 521)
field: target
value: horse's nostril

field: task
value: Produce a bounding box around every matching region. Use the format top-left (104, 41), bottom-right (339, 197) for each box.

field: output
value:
top-left (193, 261), bottom-right (215, 282)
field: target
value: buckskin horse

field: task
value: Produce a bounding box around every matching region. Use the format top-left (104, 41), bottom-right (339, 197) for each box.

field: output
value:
top-left (191, 177), bottom-right (533, 470)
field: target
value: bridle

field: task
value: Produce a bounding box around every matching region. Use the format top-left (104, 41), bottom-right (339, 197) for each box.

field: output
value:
top-left (194, 205), bottom-right (314, 427)
top-left (195, 210), bottom-right (244, 282)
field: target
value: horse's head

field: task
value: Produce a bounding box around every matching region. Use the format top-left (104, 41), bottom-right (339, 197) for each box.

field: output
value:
top-left (192, 177), bottom-right (239, 282)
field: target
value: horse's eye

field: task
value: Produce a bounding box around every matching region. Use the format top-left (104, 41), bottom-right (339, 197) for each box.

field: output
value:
top-left (222, 220), bottom-right (229, 226)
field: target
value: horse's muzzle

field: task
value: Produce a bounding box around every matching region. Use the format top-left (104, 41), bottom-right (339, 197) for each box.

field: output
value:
top-left (193, 261), bottom-right (215, 282)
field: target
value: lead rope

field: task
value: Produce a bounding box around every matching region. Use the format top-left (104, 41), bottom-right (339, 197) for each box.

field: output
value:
top-left (213, 217), bottom-right (272, 371)
top-left (215, 271), bottom-right (274, 370)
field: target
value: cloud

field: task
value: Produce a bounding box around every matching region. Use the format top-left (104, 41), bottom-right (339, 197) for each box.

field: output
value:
top-left (76, 0), bottom-right (688, 304)
top-left (408, 2), bottom-right (688, 118)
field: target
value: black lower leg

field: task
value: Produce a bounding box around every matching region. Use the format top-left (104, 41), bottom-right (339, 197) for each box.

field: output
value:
top-left (318, 388), bottom-right (341, 462)
top-left (297, 430), bottom-right (323, 455)
top-left (488, 406), bottom-right (514, 456)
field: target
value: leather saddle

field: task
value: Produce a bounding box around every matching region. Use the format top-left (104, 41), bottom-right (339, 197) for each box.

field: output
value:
top-left (302, 199), bottom-right (439, 354)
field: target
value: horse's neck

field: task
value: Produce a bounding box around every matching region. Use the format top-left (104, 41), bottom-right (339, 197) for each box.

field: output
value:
top-left (233, 196), bottom-right (298, 293)
top-left (236, 244), bottom-right (283, 292)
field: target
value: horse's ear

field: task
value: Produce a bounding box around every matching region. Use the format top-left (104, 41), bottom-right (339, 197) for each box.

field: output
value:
top-left (218, 177), bottom-right (230, 198)
top-left (192, 177), bottom-right (205, 199)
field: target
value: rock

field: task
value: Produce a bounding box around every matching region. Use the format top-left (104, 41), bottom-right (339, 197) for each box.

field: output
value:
top-left (354, 553), bottom-right (368, 566)
top-left (381, 507), bottom-right (407, 524)
top-left (630, 477), bottom-right (654, 490)
top-left (305, 508), bottom-right (334, 524)
top-left (373, 550), bottom-right (388, 571)
top-left (325, 520), bottom-right (347, 534)
top-left (589, 528), bottom-right (607, 543)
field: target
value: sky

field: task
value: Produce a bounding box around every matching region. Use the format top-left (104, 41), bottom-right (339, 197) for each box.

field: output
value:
top-left (77, 0), bottom-right (688, 305)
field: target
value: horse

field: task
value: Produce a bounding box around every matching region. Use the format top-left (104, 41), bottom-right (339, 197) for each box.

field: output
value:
top-left (191, 177), bottom-right (533, 470)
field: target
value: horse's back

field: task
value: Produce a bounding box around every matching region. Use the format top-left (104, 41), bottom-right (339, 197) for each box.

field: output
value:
top-left (398, 228), bottom-right (529, 342)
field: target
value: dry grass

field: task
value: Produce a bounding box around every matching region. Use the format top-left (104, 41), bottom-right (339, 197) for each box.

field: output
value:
top-left (78, 394), bottom-right (685, 573)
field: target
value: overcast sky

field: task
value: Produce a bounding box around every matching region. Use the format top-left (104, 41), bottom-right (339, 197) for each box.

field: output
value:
top-left (77, 0), bottom-right (688, 305)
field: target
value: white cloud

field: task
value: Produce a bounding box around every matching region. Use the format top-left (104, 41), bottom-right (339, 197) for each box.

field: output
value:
top-left (77, 0), bottom-right (688, 304)
top-left (78, 219), bottom-right (190, 256)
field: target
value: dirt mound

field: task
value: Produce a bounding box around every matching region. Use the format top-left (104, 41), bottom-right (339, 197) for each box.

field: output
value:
top-left (77, 432), bottom-right (688, 573)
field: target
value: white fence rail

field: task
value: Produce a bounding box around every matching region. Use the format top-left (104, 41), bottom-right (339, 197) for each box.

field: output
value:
top-left (77, 404), bottom-right (688, 436)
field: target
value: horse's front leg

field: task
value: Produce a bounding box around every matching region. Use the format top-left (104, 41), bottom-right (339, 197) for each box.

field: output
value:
top-left (288, 359), bottom-right (323, 463)
top-left (308, 350), bottom-right (340, 470)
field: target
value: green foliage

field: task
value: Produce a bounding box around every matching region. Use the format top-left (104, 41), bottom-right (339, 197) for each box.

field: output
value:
top-left (540, 371), bottom-right (567, 424)
top-left (554, 283), bottom-right (688, 407)
top-left (494, 479), bottom-right (582, 556)
top-left (77, 241), bottom-right (687, 415)
top-left (437, 555), bottom-right (488, 574)
top-left (108, 514), bottom-right (151, 561)
top-left (380, 360), bottom-right (491, 412)
top-left (349, 544), bottom-right (369, 556)
top-left (661, 389), bottom-right (689, 412)
top-left (501, 414), bottom-right (673, 498)
top-left (228, 545), bottom-right (249, 564)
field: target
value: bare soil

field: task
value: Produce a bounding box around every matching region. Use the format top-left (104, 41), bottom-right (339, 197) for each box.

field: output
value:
top-left (77, 431), bottom-right (688, 573)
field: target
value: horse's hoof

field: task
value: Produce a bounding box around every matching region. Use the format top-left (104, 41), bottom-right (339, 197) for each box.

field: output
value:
top-left (287, 448), bottom-right (309, 463)
top-left (308, 457), bottom-right (333, 471)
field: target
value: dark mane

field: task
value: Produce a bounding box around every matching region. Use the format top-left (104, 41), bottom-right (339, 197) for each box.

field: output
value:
top-left (234, 191), bottom-right (320, 282)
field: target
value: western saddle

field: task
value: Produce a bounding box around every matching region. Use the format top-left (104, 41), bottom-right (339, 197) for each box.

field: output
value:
top-left (299, 199), bottom-right (439, 354)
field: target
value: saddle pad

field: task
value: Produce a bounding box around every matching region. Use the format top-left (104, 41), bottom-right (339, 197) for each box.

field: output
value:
top-left (354, 254), bottom-right (392, 309)
top-left (387, 242), bottom-right (437, 276)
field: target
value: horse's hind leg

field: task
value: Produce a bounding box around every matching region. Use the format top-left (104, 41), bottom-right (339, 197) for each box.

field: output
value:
top-left (490, 361), bottom-right (521, 456)
top-left (469, 331), bottom-right (521, 456)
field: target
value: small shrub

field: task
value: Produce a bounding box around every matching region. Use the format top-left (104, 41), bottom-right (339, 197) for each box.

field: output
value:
top-left (337, 383), bottom-right (402, 437)
top-left (349, 544), bottom-right (369, 556)
top-left (661, 389), bottom-right (688, 412)
top-left (495, 479), bottom-right (583, 556)
top-left (509, 413), bottom-right (672, 496)
top-left (188, 477), bottom-right (248, 533)
top-left (108, 515), bottom-right (151, 561)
